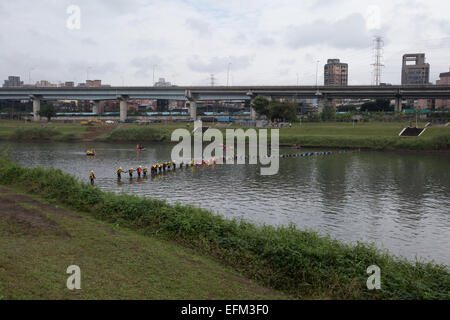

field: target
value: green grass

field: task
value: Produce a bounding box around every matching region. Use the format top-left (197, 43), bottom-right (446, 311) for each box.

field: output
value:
top-left (104, 126), bottom-right (176, 142)
top-left (276, 122), bottom-right (450, 150)
top-left (1, 119), bottom-right (449, 149)
top-left (0, 155), bottom-right (448, 299)
top-left (0, 120), bottom-right (87, 140)
top-left (0, 188), bottom-right (284, 299)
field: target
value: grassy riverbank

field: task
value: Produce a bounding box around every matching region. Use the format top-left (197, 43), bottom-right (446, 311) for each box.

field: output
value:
top-left (1, 120), bottom-right (449, 150)
top-left (0, 186), bottom-right (284, 299)
top-left (0, 156), bottom-right (448, 299)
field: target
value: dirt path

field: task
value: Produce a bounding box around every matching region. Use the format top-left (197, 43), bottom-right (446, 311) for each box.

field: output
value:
top-left (81, 125), bottom-right (116, 141)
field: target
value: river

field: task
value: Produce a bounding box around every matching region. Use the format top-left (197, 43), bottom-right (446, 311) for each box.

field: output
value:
top-left (1, 141), bottom-right (449, 265)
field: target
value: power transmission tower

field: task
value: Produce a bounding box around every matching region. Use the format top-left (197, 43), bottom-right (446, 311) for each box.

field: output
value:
top-left (371, 36), bottom-right (384, 85)
top-left (210, 74), bottom-right (216, 86)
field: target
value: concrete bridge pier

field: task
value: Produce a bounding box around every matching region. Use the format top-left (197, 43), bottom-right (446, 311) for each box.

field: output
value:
top-left (91, 100), bottom-right (100, 114)
top-left (317, 97), bottom-right (332, 113)
top-left (30, 95), bottom-right (41, 122)
top-left (246, 91), bottom-right (257, 121)
top-left (250, 105), bottom-right (256, 120)
top-left (118, 96), bottom-right (128, 122)
top-left (394, 97), bottom-right (402, 112)
top-left (189, 101), bottom-right (197, 120)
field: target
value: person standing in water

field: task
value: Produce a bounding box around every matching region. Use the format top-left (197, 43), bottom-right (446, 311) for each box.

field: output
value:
top-left (117, 167), bottom-right (122, 179)
top-left (89, 170), bottom-right (95, 185)
top-left (129, 167), bottom-right (134, 178)
top-left (137, 165), bottom-right (142, 178)
top-left (143, 166), bottom-right (148, 177)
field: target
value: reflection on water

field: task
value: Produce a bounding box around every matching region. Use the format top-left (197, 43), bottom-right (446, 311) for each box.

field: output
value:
top-left (2, 141), bottom-right (449, 265)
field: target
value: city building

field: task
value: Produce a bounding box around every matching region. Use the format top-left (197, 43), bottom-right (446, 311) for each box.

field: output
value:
top-left (86, 80), bottom-right (102, 87)
top-left (3, 76), bottom-right (23, 87)
top-left (154, 77), bottom-right (172, 87)
top-left (401, 54), bottom-right (432, 109)
top-left (436, 68), bottom-right (450, 109)
top-left (324, 59), bottom-right (348, 86)
top-left (61, 81), bottom-right (75, 87)
top-left (35, 80), bottom-right (57, 87)
top-left (401, 53), bottom-right (430, 85)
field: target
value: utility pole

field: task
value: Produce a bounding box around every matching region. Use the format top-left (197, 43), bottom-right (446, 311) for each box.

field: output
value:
top-left (86, 66), bottom-right (92, 81)
top-left (28, 67), bottom-right (34, 85)
top-left (152, 65), bottom-right (157, 86)
top-left (371, 36), bottom-right (384, 85)
top-left (210, 74), bottom-right (215, 87)
top-left (315, 60), bottom-right (320, 87)
top-left (227, 63), bottom-right (231, 87)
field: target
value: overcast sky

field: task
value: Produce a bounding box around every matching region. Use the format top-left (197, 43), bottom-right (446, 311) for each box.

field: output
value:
top-left (1, 0), bottom-right (449, 86)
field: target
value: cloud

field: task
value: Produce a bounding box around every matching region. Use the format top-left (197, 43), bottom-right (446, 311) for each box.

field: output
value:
top-left (187, 55), bottom-right (253, 73)
top-left (185, 18), bottom-right (211, 36)
top-left (130, 56), bottom-right (164, 78)
top-left (0, 0), bottom-right (449, 86)
top-left (286, 13), bottom-right (372, 49)
top-left (258, 36), bottom-right (276, 46)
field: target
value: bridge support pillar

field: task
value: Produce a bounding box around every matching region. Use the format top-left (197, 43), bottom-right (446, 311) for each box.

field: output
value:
top-left (394, 97), bottom-right (402, 112)
top-left (189, 101), bottom-right (197, 120)
top-left (92, 101), bottom-right (100, 114)
top-left (119, 97), bottom-right (128, 122)
top-left (317, 97), bottom-right (331, 113)
top-left (250, 106), bottom-right (256, 121)
top-left (31, 96), bottom-right (41, 122)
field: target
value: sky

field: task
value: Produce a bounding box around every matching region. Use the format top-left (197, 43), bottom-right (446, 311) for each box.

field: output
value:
top-left (1, 0), bottom-right (449, 86)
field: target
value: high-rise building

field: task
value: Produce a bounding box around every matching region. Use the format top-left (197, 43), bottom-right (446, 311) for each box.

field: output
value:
top-left (435, 68), bottom-right (450, 109)
top-left (324, 59), bottom-right (348, 86)
top-left (3, 76), bottom-right (23, 87)
top-left (401, 53), bottom-right (430, 85)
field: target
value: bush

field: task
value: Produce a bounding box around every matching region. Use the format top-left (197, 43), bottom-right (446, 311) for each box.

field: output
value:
top-left (9, 127), bottom-right (62, 140)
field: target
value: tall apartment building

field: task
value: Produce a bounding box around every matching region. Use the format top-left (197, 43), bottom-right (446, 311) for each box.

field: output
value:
top-left (436, 68), bottom-right (450, 109)
top-left (401, 53), bottom-right (430, 85)
top-left (3, 76), bottom-right (23, 87)
top-left (324, 59), bottom-right (348, 86)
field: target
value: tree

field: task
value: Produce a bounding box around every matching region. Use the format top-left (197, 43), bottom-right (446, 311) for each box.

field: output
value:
top-left (360, 99), bottom-right (393, 112)
top-left (251, 96), bottom-right (270, 117)
top-left (268, 102), bottom-right (298, 122)
top-left (321, 105), bottom-right (335, 121)
top-left (39, 104), bottom-right (56, 121)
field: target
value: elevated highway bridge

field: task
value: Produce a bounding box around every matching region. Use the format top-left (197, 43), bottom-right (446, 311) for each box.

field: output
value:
top-left (1, 85), bottom-right (449, 121)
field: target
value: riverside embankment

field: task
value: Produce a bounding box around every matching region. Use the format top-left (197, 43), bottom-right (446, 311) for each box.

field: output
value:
top-left (1, 120), bottom-right (449, 150)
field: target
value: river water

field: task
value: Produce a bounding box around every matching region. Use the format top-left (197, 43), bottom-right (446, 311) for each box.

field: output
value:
top-left (1, 141), bottom-right (449, 265)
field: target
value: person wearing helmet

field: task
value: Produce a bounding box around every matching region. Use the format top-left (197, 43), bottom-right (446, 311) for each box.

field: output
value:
top-left (89, 170), bottom-right (95, 184)
top-left (143, 166), bottom-right (148, 177)
top-left (129, 167), bottom-right (134, 178)
top-left (137, 165), bottom-right (142, 178)
top-left (117, 167), bottom-right (122, 179)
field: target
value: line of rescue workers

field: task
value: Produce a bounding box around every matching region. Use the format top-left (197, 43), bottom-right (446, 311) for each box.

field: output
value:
top-left (88, 150), bottom-right (342, 184)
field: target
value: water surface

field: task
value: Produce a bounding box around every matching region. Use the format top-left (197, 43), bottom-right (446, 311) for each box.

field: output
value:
top-left (2, 141), bottom-right (449, 265)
